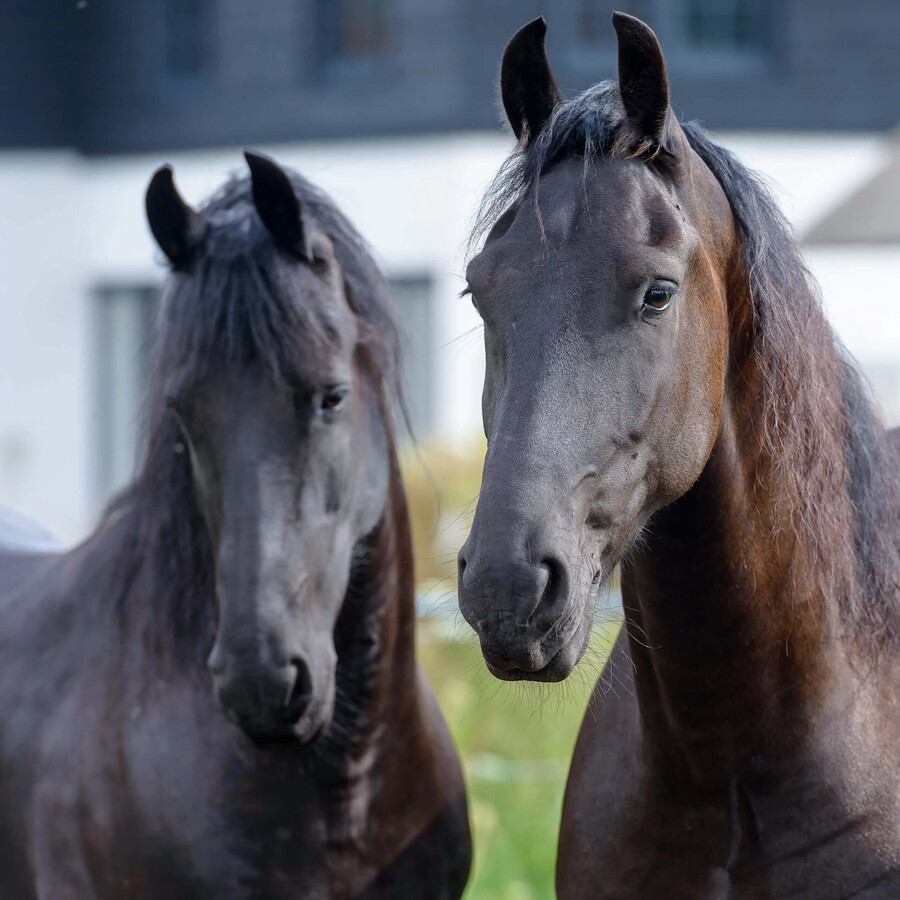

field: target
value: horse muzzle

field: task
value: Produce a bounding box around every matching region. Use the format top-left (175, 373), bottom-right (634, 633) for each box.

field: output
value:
top-left (208, 648), bottom-right (335, 744)
top-left (457, 534), bottom-right (594, 682)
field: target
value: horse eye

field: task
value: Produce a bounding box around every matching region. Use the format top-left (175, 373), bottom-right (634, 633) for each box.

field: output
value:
top-left (320, 388), bottom-right (347, 414)
top-left (643, 287), bottom-right (673, 313)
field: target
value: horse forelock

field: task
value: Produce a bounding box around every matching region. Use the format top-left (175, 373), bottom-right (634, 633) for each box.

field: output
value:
top-left (155, 172), bottom-right (401, 398)
top-left (470, 81), bottom-right (626, 253)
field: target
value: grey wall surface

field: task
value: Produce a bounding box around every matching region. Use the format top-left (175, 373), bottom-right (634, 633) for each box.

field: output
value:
top-left (2, 0), bottom-right (898, 154)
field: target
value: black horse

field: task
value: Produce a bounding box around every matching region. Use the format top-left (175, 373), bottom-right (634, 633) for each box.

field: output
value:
top-left (0, 153), bottom-right (470, 899)
top-left (459, 13), bottom-right (900, 899)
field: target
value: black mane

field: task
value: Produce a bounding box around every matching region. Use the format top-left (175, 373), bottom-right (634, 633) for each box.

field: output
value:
top-left (471, 80), bottom-right (900, 645)
top-left (157, 171), bottom-right (401, 394)
top-left (99, 170), bottom-right (402, 663)
top-left (683, 126), bottom-right (900, 645)
top-left (471, 82), bottom-right (625, 248)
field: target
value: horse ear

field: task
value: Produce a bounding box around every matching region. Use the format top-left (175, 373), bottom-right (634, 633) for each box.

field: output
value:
top-left (500, 17), bottom-right (563, 144)
top-left (612, 11), bottom-right (673, 154)
top-left (145, 165), bottom-right (208, 269)
top-left (245, 150), bottom-right (314, 260)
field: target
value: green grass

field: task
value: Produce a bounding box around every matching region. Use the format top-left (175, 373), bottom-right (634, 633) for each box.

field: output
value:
top-left (417, 619), bottom-right (621, 900)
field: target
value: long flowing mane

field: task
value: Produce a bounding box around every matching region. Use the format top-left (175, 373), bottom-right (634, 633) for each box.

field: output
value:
top-left (100, 171), bottom-right (403, 663)
top-left (471, 81), bottom-right (900, 647)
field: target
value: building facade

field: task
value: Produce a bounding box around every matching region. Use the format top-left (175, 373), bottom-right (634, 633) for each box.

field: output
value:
top-left (6, 0), bottom-right (900, 152)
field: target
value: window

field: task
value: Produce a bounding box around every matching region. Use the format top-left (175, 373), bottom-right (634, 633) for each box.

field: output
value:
top-left (165, 0), bottom-right (212, 81)
top-left (578, 0), bottom-right (611, 47)
top-left (95, 286), bottom-right (159, 504)
top-left (319, 0), bottom-right (394, 77)
top-left (679, 0), bottom-right (770, 54)
top-left (575, 0), bottom-right (770, 62)
top-left (389, 275), bottom-right (434, 438)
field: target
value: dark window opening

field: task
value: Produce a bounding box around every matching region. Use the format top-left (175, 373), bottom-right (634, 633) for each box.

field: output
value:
top-left (320, 0), bottom-right (394, 77)
top-left (165, 0), bottom-right (212, 81)
top-left (575, 0), bottom-right (770, 60)
top-left (681, 0), bottom-right (770, 53)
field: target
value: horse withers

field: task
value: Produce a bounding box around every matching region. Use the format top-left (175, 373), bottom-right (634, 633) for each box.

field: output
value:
top-left (458, 13), bottom-right (900, 898)
top-left (0, 153), bottom-right (470, 898)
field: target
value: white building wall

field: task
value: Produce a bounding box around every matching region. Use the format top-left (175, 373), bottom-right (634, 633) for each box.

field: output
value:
top-left (0, 152), bottom-right (93, 541)
top-left (805, 246), bottom-right (900, 424)
top-left (1, 132), bottom-right (898, 545)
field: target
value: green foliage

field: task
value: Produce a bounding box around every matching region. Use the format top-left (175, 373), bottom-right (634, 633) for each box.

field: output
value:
top-left (400, 438), bottom-right (487, 585)
top-left (404, 438), bottom-right (621, 897)
top-left (418, 622), bottom-right (620, 900)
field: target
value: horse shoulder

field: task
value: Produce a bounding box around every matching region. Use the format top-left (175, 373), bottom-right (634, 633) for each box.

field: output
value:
top-left (14, 666), bottom-right (115, 900)
top-left (556, 632), bottom-right (743, 899)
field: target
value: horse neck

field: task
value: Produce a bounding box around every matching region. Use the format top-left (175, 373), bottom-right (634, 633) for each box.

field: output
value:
top-left (623, 269), bottom-right (889, 785)
top-left (316, 442), bottom-right (421, 772)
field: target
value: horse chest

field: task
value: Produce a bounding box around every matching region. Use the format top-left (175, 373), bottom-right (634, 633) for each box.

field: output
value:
top-left (558, 635), bottom-right (900, 899)
top-left (81, 685), bottom-right (468, 900)
top-left (562, 774), bottom-right (900, 899)
top-left (85, 727), bottom-right (324, 898)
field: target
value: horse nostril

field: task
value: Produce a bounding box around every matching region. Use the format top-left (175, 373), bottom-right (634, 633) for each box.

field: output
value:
top-left (531, 556), bottom-right (568, 627)
top-left (542, 556), bottom-right (561, 598)
top-left (284, 658), bottom-right (313, 722)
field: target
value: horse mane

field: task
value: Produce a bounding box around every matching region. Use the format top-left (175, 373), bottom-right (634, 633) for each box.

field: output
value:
top-left (98, 170), bottom-right (404, 664)
top-left (471, 81), bottom-right (900, 647)
top-left (158, 171), bottom-right (402, 394)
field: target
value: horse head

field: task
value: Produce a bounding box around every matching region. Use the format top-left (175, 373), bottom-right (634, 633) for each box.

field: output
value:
top-left (145, 154), bottom-right (392, 742)
top-left (457, 15), bottom-right (736, 681)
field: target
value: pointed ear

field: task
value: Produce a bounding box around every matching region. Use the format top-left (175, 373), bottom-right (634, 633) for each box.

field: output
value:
top-left (244, 150), bottom-right (314, 260)
top-left (612, 12), bottom-right (673, 153)
top-left (145, 166), bottom-right (208, 269)
top-left (500, 17), bottom-right (563, 144)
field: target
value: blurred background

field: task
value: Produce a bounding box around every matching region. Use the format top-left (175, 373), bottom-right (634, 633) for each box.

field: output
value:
top-left (1, 2), bottom-right (899, 898)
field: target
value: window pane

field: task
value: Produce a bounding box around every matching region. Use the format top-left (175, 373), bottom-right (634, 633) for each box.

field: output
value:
top-left (96, 287), bottom-right (158, 504)
top-left (389, 275), bottom-right (434, 437)
top-left (578, 0), bottom-right (656, 45)
top-left (682, 0), bottom-right (770, 52)
top-left (165, 0), bottom-right (211, 79)
top-left (868, 363), bottom-right (900, 427)
top-left (321, 0), bottom-right (394, 63)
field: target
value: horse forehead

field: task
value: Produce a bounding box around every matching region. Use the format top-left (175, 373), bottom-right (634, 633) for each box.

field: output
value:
top-left (564, 160), bottom-right (689, 254)
top-left (191, 367), bottom-right (292, 424)
top-left (471, 162), bottom-right (687, 293)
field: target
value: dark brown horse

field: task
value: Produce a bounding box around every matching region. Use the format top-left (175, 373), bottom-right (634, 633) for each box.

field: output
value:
top-left (0, 153), bottom-right (470, 899)
top-left (458, 14), bottom-right (900, 898)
